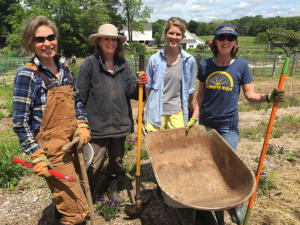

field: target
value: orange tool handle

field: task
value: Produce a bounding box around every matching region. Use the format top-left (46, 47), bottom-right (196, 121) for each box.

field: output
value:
top-left (243, 57), bottom-right (289, 225)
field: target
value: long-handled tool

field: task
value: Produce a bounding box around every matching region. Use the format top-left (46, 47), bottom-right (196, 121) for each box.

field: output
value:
top-left (243, 29), bottom-right (300, 225)
top-left (63, 137), bottom-right (96, 225)
top-left (124, 53), bottom-right (147, 217)
top-left (13, 157), bottom-right (78, 182)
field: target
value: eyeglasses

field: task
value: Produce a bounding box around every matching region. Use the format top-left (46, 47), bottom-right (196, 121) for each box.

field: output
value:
top-left (34, 34), bottom-right (56, 43)
top-left (215, 35), bottom-right (237, 42)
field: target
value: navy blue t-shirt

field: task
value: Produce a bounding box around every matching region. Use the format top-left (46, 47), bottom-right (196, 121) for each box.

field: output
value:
top-left (197, 57), bottom-right (253, 129)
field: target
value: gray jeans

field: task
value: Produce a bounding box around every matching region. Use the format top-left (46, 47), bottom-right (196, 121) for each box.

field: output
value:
top-left (87, 136), bottom-right (126, 191)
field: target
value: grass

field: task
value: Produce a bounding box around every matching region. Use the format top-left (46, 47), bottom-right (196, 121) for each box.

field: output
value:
top-left (0, 129), bottom-right (29, 190)
top-left (240, 113), bottom-right (300, 141)
top-left (0, 84), bottom-right (13, 118)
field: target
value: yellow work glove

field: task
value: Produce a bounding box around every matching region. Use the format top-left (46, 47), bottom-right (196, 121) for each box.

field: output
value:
top-left (267, 88), bottom-right (284, 102)
top-left (30, 148), bottom-right (52, 177)
top-left (73, 120), bottom-right (91, 147)
top-left (185, 118), bottom-right (198, 135)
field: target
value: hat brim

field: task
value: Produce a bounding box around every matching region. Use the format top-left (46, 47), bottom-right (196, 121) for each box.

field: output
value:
top-left (89, 33), bottom-right (127, 45)
top-left (215, 30), bottom-right (239, 37)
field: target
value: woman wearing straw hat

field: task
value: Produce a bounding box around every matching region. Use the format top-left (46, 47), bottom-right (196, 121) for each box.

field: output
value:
top-left (77, 24), bottom-right (148, 202)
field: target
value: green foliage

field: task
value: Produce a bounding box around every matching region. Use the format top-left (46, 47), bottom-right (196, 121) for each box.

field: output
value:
top-left (141, 149), bottom-right (148, 160)
top-left (125, 140), bottom-right (135, 151)
top-left (128, 42), bottom-right (146, 54)
top-left (96, 194), bottom-right (121, 221)
top-left (286, 151), bottom-right (298, 165)
top-left (121, 0), bottom-right (152, 42)
top-left (0, 84), bottom-right (13, 117)
top-left (0, 131), bottom-right (26, 190)
top-left (258, 171), bottom-right (278, 195)
top-left (266, 144), bottom-right (276, 155)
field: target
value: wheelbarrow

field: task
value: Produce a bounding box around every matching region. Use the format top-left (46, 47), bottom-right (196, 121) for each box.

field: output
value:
top-left (143, 125), bottom-right (256, 224)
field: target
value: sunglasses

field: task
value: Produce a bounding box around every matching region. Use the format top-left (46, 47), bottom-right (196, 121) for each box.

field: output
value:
top-left (34, 34), bottom-right (56, 43)
top-left (215, 35), bottom-right (237, 42)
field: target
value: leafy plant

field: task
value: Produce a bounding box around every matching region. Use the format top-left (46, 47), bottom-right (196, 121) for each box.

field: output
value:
top-left (96, 194), bottom-right (121, 221)
top-left (258, 171), bottom-right (278, 196)
top-left (266, 144), bottom-right (276, 155)
top-left (0, 134), bottom-right (28, 190)
top-left (286, 151), bottom-right (298, 165)
top-left (125, 140), bottom-right (135, 151)
top-left (141, 149), bottom-right (149, 160)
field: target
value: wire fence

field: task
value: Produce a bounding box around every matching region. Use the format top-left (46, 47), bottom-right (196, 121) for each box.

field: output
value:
top-left (1, 52), bottom-right (299, 86)
top-left (200, 53), bottom-right (300, 77)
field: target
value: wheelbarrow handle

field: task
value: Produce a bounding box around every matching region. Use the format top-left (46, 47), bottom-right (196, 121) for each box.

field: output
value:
top-left (12, 157), bottom-right (77, 182)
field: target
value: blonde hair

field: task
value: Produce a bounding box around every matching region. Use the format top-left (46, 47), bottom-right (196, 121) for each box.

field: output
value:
top-left (163, 17), bottom-right (186, 40)
top-left (21, 15), bottom-right (58, 54)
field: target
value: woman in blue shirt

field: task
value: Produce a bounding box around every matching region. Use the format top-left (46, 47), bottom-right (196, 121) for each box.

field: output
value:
top-left (188, 23), bottom-right (284, 225)
top-left (144, 17), bottom-right (196, 132)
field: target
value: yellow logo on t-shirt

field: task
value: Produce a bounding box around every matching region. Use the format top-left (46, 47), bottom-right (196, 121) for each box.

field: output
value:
top-left (205, 71), bottom-right (233, 91)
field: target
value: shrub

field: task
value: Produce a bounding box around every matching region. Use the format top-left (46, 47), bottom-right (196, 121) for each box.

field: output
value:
top-left (128, 42), bottom-right (146, 55)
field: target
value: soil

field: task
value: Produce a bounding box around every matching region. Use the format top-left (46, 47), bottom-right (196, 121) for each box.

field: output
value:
top-left (0, 78), bottom-right (299, 225)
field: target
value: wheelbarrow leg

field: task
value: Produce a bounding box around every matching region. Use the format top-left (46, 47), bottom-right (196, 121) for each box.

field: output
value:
top-left (175, 208), bottom-right (197, 225)
top-left (215, 210), bottom-right (224, 225)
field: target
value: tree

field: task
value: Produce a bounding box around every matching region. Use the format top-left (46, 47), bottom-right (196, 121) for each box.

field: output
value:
top-left (5, 0), bottom-right (111, 56)
top-left (121, 0), bottom-right (152, 42)
top-left (0, 0), bottom-right (20, 47)
top-left (152, 19), bottom-right (165, 47)
top-left (188, 20), bottom-right (198, 34)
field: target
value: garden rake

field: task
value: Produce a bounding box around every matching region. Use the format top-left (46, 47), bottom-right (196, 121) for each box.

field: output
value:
top-left (243, 29), bottom-right (300, 225)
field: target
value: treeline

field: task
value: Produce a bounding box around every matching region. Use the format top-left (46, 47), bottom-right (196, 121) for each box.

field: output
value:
top-left (0, 0), bottom-right (151, 57)
top-left (185, 16), bottom-right (300, 36)
top-left (1, 1), bottom-right (299, 56)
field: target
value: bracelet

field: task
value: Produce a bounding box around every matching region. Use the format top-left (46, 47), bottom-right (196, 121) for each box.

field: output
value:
top-left (265, 94), bottom-right (269, 103)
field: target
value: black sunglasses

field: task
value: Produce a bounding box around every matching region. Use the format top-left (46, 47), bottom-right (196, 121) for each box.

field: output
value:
top-left (34, 34), bottom-right (56, 43)
top-left (215, 35), bottom-right (237, 42)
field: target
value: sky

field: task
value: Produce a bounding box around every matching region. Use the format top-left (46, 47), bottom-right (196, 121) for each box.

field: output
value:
top-left (143, 0), bottom-right (300, 22)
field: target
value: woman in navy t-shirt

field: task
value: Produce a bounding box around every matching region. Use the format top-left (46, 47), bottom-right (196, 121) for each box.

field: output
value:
top-left (187, 23), bottom-right (284, 225)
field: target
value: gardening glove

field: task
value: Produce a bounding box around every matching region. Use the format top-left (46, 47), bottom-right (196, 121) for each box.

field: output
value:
top-left (30, 148), bottom-right (52, 177)
top-left (73, 120), bottom-right (91, 149)
top-left (137, 71), bottom-right (148, 84)
top-left (267, 88), bottom-right (284, 102)
top-left (185, 118), bottom-right (198, 135)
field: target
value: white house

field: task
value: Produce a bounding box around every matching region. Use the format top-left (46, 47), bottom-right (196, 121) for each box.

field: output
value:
top-left (121, 23), bottom-right (153, 45)
top-left (182, 31), bottom-right (205, 49)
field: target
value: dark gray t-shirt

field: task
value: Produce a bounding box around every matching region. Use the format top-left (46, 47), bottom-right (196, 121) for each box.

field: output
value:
top-left (163, 59), bottom-right (182, 114)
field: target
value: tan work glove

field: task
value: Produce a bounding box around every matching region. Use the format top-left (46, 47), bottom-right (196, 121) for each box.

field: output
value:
top-left (185, 118), bottom-right (198, 135)
top-left (30, 148), bottom-right (52, 177)
top-left (73, 120), bottom-right (91, 148)
top-left (267, 88), bottom-right (284, 102)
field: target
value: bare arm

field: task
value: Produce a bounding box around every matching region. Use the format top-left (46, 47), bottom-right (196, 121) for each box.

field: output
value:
top-left (191, 82), bottom-right (205, 119)
top-left (242, 83), bottom-right (267, 104)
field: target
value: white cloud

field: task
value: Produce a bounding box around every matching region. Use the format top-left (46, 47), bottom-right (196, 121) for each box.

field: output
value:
top-left (143, 0), bottom-right (299, 22)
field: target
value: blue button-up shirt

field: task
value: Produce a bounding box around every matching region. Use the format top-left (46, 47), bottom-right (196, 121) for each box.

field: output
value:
top-left (145, 47), bottom-right (196, 126)
top-left (13, 55), bottom-right (87, 155)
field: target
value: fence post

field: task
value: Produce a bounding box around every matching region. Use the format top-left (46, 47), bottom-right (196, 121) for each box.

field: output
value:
top-left (289, 51), bottom-right (296, 77)
top-left (272, 51), bottom-right (277, 77)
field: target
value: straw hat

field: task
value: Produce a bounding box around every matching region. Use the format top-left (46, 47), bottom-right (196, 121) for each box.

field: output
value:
top-left (89, 24), bottom-right (127, 45)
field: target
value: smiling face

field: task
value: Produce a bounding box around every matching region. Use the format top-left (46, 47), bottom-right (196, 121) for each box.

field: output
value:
top-left (215, 34), bottom-right (238, 56)
top-left (33, 25), bottom-right (57, 63)
top-left (165, 25), bottom-right (183, 49)
top-left (98, 37), bottom-right (117, 57)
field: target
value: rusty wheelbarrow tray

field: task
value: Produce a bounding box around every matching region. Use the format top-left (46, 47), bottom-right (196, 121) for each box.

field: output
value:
top-left (144, 125), bottom-right (256, 211)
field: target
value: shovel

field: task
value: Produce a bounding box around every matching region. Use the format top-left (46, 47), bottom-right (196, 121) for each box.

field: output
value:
top-left (243, 29), bottom-right (298, 225)
top-left (124, 53), bottom-right (147, 217)
top-left (63, 137), bottom-right (96, 225)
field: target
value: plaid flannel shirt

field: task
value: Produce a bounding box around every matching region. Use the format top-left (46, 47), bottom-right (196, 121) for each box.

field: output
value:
top-left (13, 55), bottom-right (87, 155)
